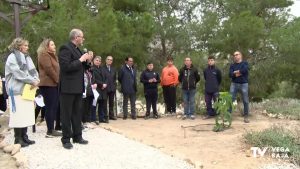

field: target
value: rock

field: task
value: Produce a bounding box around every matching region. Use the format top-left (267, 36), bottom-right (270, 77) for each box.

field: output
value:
top-left (0, 140), bottom-right (8, 149)
top-left (11, 144), bottom-right (21, 155)
top-left (14, 152), bottom-right (29, 169)
top-left (245, 149), bottom-right (251, 157)
top-left (262, 110), bottom-right (267, 114)
top-left (3, 144), bottom-right (14, 153)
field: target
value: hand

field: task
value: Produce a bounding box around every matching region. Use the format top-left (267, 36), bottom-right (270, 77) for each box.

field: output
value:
top-left (152, 78), bottom-right (157, 82)
top-left (87, 51), bottom-right (93, 61)
top-left (102, 84), bottom-right (107, 88)
top-left (79, 53), bottom-right (89, 62)
top-left (235, 72), bottom-right (241, 77)
top-left (92, 84), bottom-right (97, 89)
top-left (31, 81), bottom-right (39, 88)
top-left (148, 79), bottom-right (153, 83)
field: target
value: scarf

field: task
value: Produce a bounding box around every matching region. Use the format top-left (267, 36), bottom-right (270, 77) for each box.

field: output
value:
top-left (13, 49), bottom-right (37, 76)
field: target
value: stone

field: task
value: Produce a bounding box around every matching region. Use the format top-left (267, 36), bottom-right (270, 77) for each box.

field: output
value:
top-left (3, 144), bottom-right (14, 153)
top-left (0, 140), bottom-right (8, 149)
top-left (11, 144), bottom-right (21, 155)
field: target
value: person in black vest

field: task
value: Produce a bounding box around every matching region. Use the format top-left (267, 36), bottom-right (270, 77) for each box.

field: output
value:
top-left (203, 56), bottom-right (222, 119)
top-left (140, 62), bottom-right (160, 119)
top-left (103, 56), bottom-right (117, 120)
top-left (58, 29), bottom-right (92, 149)
top-left (118, 57), bottom-right (137, 120)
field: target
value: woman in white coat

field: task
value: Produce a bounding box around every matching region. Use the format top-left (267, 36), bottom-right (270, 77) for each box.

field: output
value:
top-left (5, 37), bottom-right (39, 147)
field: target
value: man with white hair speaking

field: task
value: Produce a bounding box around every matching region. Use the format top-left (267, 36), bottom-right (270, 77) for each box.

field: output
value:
top-left (58, 29), bottom-right (93, 149)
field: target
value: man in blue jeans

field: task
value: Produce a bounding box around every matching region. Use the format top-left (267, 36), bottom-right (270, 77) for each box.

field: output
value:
top-left (179, 57), bottom-right (200, 120)
top-left (229, 51), bottom-right (250, 123)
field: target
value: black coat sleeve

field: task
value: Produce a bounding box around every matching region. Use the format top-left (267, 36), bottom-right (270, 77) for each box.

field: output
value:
top-left (58, 45), bottom-right (82, 73)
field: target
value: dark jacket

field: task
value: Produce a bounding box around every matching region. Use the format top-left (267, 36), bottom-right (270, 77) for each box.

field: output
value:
top-left (179, 65), bottom-right (200, 90)
top-left (140, 69), bottom-right (160, 92)
top-left (58, 42), bottom-right (89, 94)
top-left (0, 80), bottom-right (8, 112)
top-left (118, 64), bottom-right (137, 94)
top-left (203, 65), bottom-right (222, 93)
top-left (102, 65), bottom-right (117, 93)
top-left (229, 61), bottom-right (249, 84)
top-left (91, 65), bottom-right (107, 100)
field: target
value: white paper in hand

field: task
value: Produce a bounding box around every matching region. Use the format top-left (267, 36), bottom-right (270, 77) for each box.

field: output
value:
top-left (34, 95), bottom-right (45, 107)
top-left (92, 89), bottom-right (99, 106)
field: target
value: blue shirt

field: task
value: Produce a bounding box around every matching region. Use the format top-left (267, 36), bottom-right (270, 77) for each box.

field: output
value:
top-left (229, 61), bottom-right (249, 84)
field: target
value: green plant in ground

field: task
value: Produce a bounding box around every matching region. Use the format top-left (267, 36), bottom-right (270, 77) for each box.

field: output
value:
top-left (244, 126), bottom-right (300, 166)
top-left (213, 92), bottom-right (233, 132)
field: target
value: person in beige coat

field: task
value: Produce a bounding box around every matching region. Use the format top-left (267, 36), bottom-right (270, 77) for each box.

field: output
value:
top-left (37, 39), bottom-right (61, 137)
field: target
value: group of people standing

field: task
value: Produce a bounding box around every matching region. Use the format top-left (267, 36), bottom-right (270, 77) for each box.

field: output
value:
top-left (4, 28), bottom-right (250, 150)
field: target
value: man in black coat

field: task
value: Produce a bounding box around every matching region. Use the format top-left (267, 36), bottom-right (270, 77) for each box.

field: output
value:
top-left (58, 29), bottom-right (92, 149)
top-left (140, 62), bottom-right (160, 119)
top-left (118, 57), bottom-right (137, 120)
top-left (102, 56), bottom-right (117, 120)
top-left (203, 56), bottom-right (222, 119)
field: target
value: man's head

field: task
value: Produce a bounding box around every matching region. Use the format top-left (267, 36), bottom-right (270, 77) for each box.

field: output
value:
top-left (233, 51), bottom-right (243, 63)
top-left (147, 62), bottom-right (154, 71)
top-left (125, 57), bottom-right (134, 67)
top-left (69, 29), bottom-right (84, 47)
top-left (208, 55), bottom-right (215, 66)
top-left (106, 56), bottom-right (113, 66)
top-left (184, 57), bottom-right (192, 68)
top-left (166, 56), bottom-right (174, 66)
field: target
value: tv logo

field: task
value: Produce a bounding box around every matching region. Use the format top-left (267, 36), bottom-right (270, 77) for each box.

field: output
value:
top-left (250, 147), bottom-right (290, 159)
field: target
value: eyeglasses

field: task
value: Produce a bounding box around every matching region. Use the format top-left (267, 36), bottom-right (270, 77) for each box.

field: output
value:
top-left (107, 59), bottom-right (113, 61)
top-left (234, 53), bottom-right (240, 56)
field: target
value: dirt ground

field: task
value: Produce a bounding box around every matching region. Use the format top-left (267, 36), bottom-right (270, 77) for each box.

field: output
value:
top-left (1, 109), bottom-right (299, 169)
top-left (100, 112), bottom-right (300, 169)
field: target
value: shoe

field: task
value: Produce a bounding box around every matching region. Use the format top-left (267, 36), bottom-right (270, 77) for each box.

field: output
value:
top-left (123, 116), bottom-right (127, 120)
top-left (62, 142), bottom-right (73, 149)
top-left (153, 113), bottom-right (159, 119)
top-left (55, 125), bottom-right (62, 131)
top-left (202, 115), bottom-right (214, 120)
top-left (244, 116), bottom-right (250, 123)
top-left (131, 116), bottom-right (137, 120)
top-left (92, 121), bottom-right (99, 125)
top-left (46, 130), bottom-right (62, 138)
top-left (144, 115), bottom-right (150, 120)
top-left (182, 115), bottom-right (187, 120)
top-left (109, 117), bottom-right (117, 120)
top-left (190, 115), bottom-right (195, 120)
top-left (23, 136), bottom-right (35, 145)
top-left (15, 139), bottom-right (29, 147)
top-left (99, 119), bottom-right (109, 123)
top-left (73, 138), bottom-right (88, 144)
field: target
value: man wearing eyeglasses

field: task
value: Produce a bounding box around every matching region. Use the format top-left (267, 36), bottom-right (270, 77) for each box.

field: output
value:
top-left (58, 29), bottom-right (93, 149)
top-left (229, 51), bottom-right (250, 123)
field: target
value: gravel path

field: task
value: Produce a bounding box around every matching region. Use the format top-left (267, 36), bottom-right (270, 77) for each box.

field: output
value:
top-left (3, 125), bottom-right (195, 169)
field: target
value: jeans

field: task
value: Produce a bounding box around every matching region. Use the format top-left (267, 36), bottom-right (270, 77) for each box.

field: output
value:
top-left (182, 89), bottom-right (196, 116)
top-left (230, 83), bottom-right (249, 115)
top-left (205, 92), bottom-right (218, 116)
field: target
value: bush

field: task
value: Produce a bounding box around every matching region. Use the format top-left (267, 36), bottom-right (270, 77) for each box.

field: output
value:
top-left (251, 98), bottom-right (300, 120)
top-left (270, 81), bottom-right (298, 99)
top-left (244, 126), bottom-right (300, 166)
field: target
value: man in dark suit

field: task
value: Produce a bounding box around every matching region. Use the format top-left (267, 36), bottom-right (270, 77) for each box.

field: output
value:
top-left (58, 29), bottom-right (92, 149)
top-left (103, 56), bottom-right (117, 120)
top-left (118, 57), bottom-right (137, 120)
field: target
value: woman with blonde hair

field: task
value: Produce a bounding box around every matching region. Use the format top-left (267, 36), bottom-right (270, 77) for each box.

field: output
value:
top-left (5, 37), bottom-right (39, 147)
top-left (37, 38), bottom-right (61, 137)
